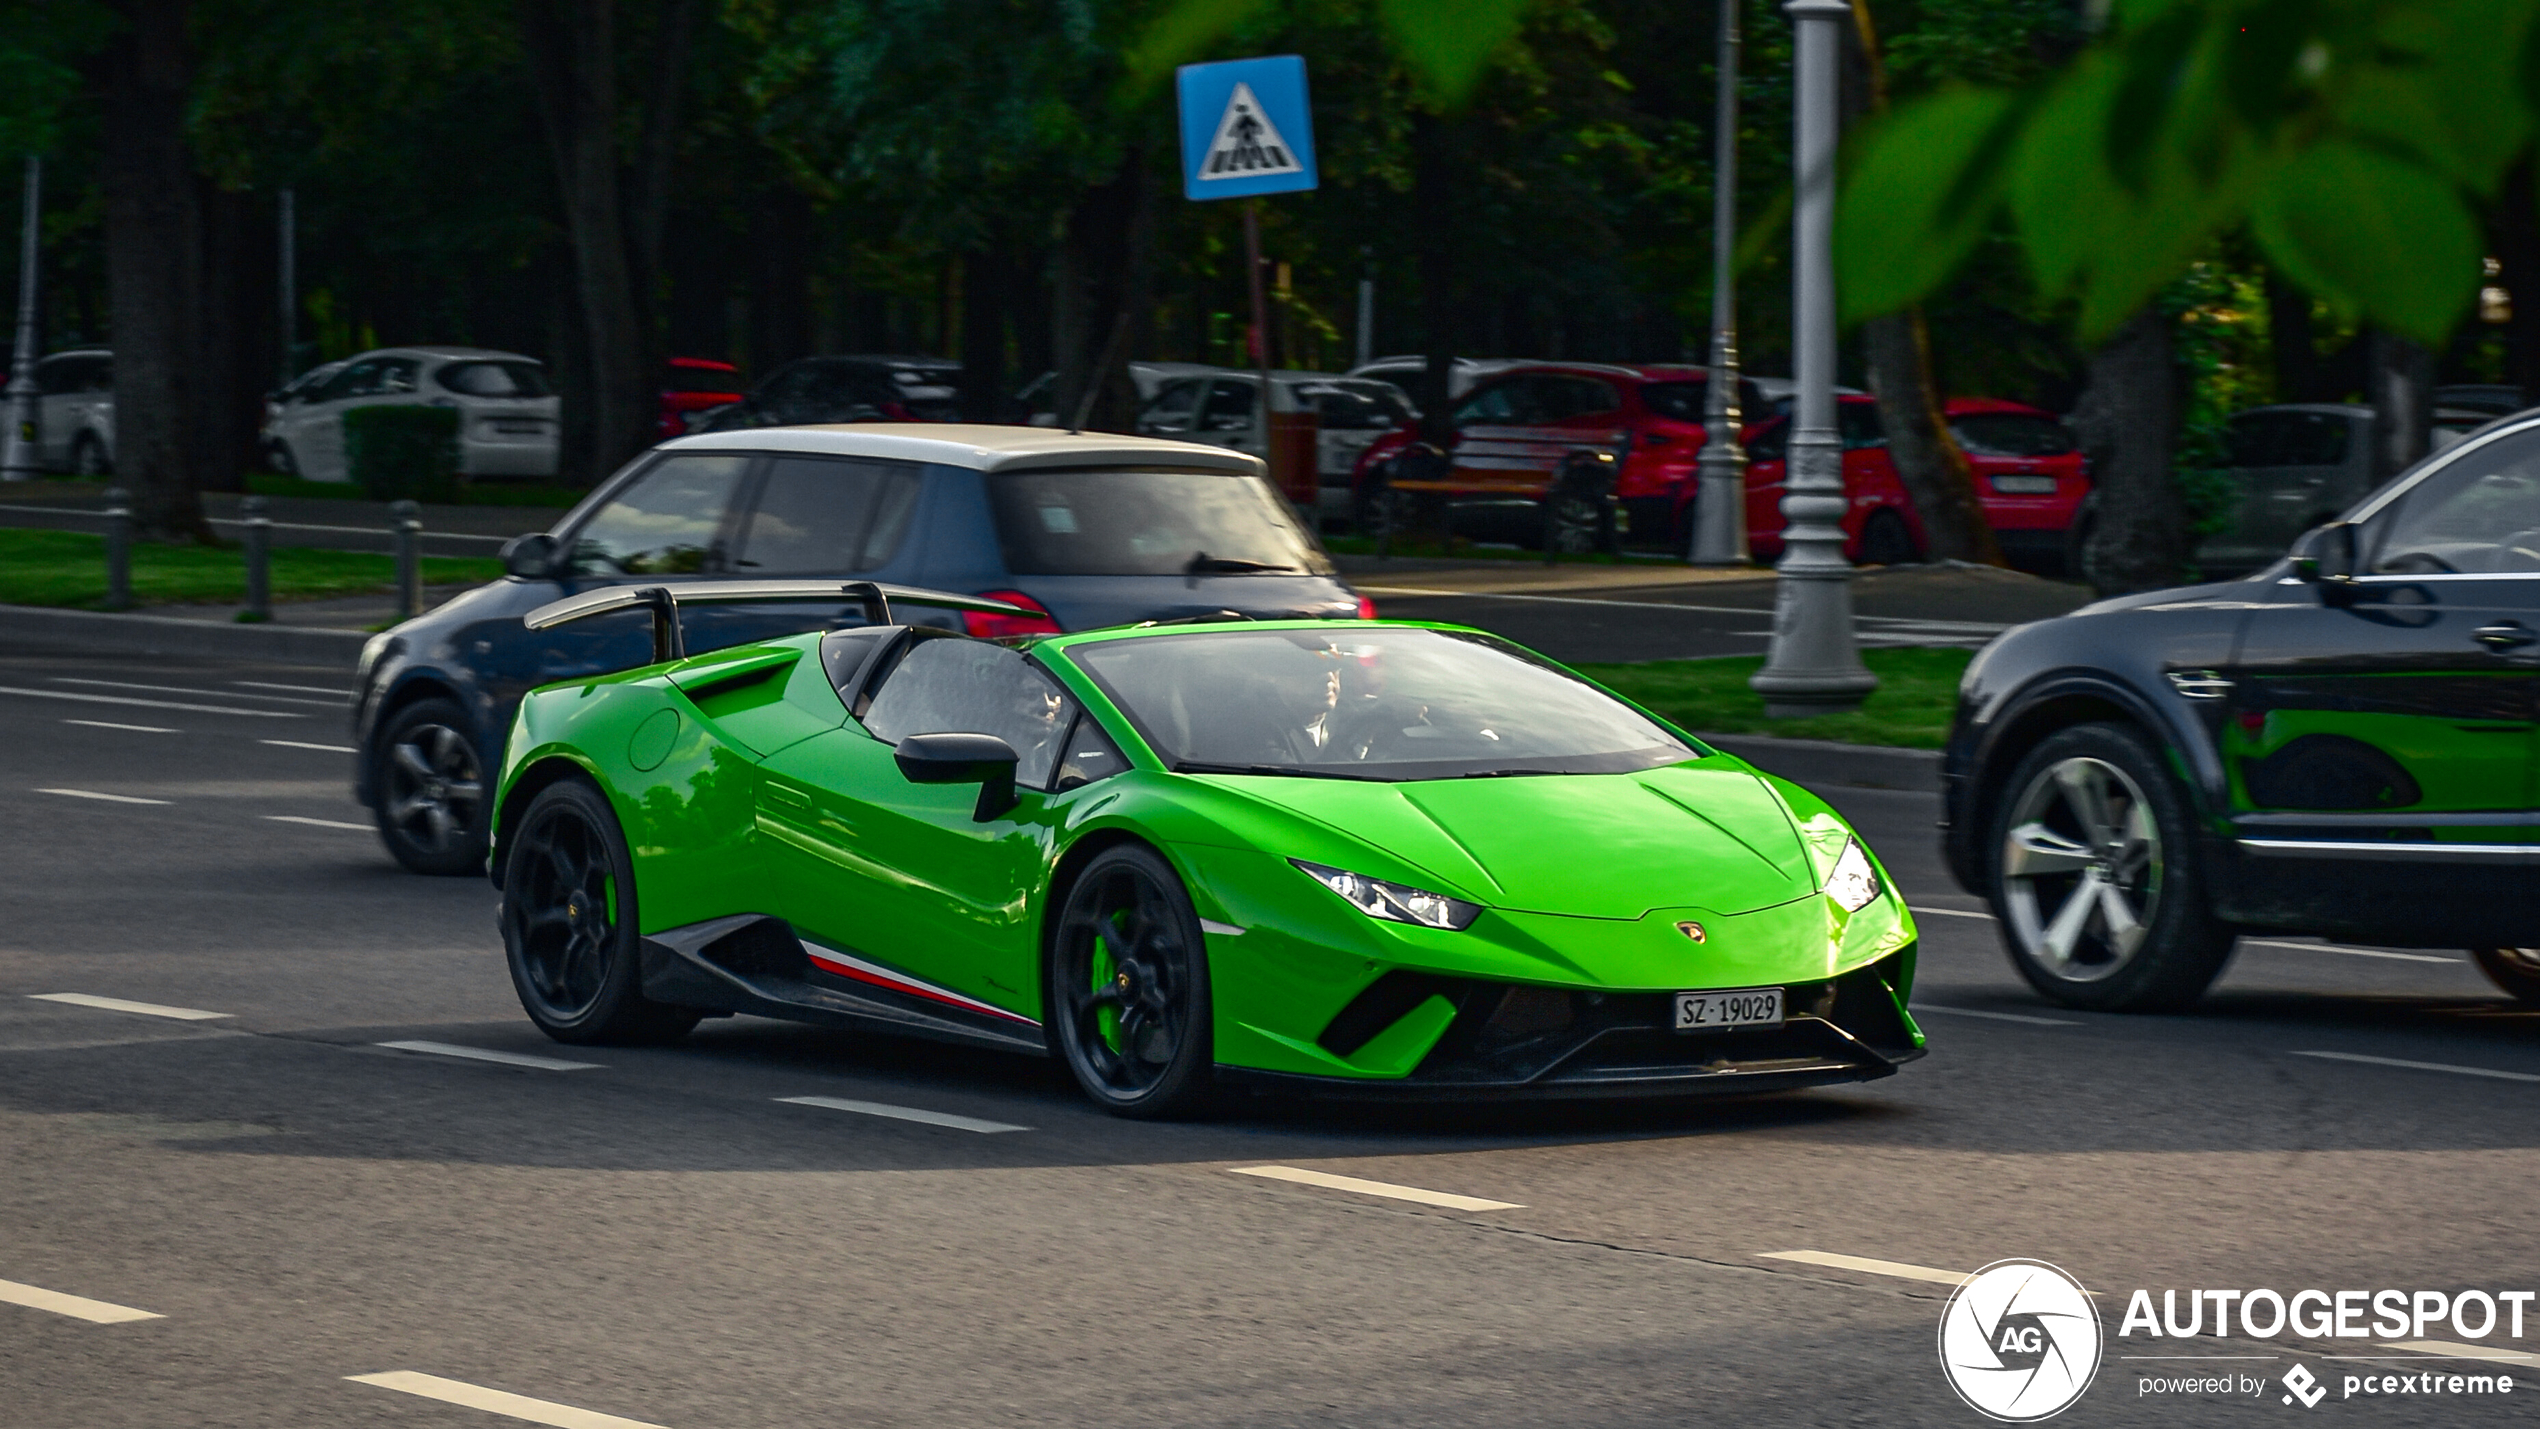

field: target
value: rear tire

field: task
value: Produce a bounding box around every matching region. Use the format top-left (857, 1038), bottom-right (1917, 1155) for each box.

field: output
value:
top-left (1047, 845), bottom-right (1216, 1119)
top-left (2472, 947), bottom-right (2540, 1004)
top-left (70, 433), bottom-right (110, 478)
top-left (1858, 508), bottom-right (1919, 567)
top-left (500, 778), bottom-right (700, 1045)
top-left (1986, 722), bottom-right (2235, 1011)
top-left (370, 698), bottom-right (488, 876)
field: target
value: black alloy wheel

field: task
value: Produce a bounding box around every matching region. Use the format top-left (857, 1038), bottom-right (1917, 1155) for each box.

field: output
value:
top-left (2472, 947), bottom-right (2540, 1004)
top-left (372, 698), bottom-right (488, 876)
top-left (1048, 845), bottom-right (1215, 1118)
top-left (500, 778), bottom-right (700, 1045)
top-left (71, 433), bottom-right (110, 478)
top-left (269, 440), bottom-right (300, 478)
top-left (1541, 453), bottom-right (1621, 559)
top-left (1988, 722), bottom-right (2237, 1012)
top-left (1858, 508), bottom-right (1920, 567)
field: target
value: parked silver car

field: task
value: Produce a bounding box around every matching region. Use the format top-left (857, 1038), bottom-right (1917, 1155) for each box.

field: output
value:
top-left (31, 348), bottom-right (114, 475)
top-left (2196, 402), bottom-right (2491, 572)
top-left (1133, 368), bottom-right (1417, 524)
top-left (265, 346), bottom-right (559, 483)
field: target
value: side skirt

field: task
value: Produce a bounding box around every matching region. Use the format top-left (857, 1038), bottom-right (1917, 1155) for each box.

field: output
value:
top-left (639, 913), bottom-right (1047, 1058)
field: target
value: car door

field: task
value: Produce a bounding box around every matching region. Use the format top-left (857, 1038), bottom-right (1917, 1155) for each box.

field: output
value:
top-left (31, 355), bottom-right (80, 466)
top-left (1135, 378), bottom-right (1205, 438)
top-left (755, 634), bottom-right (1081, 1010)
top-left (2221, 424), bottom-right (2540, 936)
top-left (1743, 415), bottom-right (1791, 549)
top-left (294, 359), bottom-right (383, 481)
top-left (1197, 378), bottom-right (1263, 457)
top-left (1447, 376), bottom-right (1552, 498)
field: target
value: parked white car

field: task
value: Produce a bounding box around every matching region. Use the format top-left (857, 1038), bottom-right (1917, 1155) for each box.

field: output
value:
top-left (1134, 367), bottom-right (1418, 524)
top-left (1343, 355), bottom-right (1537, 401)
top-left (31, 348), bottom-right (115, 475)
top-left (266, 346), bottom-right (559, 483)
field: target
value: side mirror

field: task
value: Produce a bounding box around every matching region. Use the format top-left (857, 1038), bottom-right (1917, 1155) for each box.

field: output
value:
top-left (500, 532), bottom-right (563, 580)
top-left (2290, 521), bottom-right (2359, 591)
top-left (894, 732), bottom-right (1020, 822)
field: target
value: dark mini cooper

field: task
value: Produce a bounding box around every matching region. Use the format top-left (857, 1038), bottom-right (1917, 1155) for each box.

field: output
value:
top-left (1944, 412), bottom-right (2540, 1010)
top-left (353, 425), bottom-right (1369, 876)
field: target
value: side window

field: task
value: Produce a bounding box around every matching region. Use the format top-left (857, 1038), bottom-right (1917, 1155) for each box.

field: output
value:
top-left (1545, 377), bottom-right (1621, 420)
top-left (1053, 711), bottom-right (1128, 789)
top-left (321, 360), bottom-right (383, 402)
top-left (1746, 417), bottom-right (1791, 466)
top-left (2285, 412), bottom-right (2352, 467)
top-left (734, 456), bottom-right (921, 574)
top-left (36, 358), bottom-right (83, 396)
top-left (1838, 403), bottom-right (1887, 449)
top-left (568, 454), bottom-right (752, 576)
top-left (860, 638), bottom-right (1077, 790)
top-left (1138, 379), bottom-right (1204, 434)
top-left (1201, 380), bottom-right (1257, 432)
top-left (2226, 413), bottom-right (2291, 468)
top-left (1454, 380), bottom-right (1527, 426)
top-left (378, 359), bottom-right (421, 395)
top-left (90, 362), bottom-right (112, 393)
top-left (2367, 429), bottom-right (2540, 576)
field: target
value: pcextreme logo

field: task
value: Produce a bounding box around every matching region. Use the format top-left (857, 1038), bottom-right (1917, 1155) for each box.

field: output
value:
top-left (1939, 1260), bottom-right (2104, 1422)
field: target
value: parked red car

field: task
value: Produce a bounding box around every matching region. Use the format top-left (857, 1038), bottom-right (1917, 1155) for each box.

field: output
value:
top-left (1350, 363), bottom-right (1763, 542)
top-left (660, 357), bottom-right (746, 438)
top-left (1668, 394), bottom-right (2090, 567)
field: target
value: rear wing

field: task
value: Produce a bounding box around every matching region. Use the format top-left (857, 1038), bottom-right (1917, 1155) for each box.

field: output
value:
top-left (523, 580), bottom-right (1025, 664)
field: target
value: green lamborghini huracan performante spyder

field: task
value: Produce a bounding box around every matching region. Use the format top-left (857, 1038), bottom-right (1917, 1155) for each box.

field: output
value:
top-left (488, 580), bottom-right (1925, 1116)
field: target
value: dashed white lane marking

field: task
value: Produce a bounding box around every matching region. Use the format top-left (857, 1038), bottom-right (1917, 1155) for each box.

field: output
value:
top-left (63, 718), bottom-right (179, 734)
top-left (0, 1277), bottom-right (163, 1324)
top-left (233, 680), bottom-right (349, 698)
top-left (1759, 1250), bottom-right (1970, 1286)
top-left (2382, 1340), bottom-right (2540, 1364)
top-left (0, 685), bottom-right (301, 718)
top-left (1911, 1004), bottom-right (2077, 1026)
top-left (1228, 1165), bottom-right (1522, 1212)
top-left (377, 1041), bottom-right (601, 1071)
top-left (260, 739), bottom-right (357, 754)
top-left (2290, 1050), bottom-right (2540, 1083)
top-left (347, 1372), bottom-right (670, 1429)
top-left (1908, 905), bottom-right (1992, 919)
top-left (56, 677), bottom-right (341, 707)
top-left (36, 787), bottom-right (170, 806)
top-left (266, 814), bottom-right (370, 831)
top-left (28, 993), bottom-right (230, 1021)
top-left (775, 1095), bottom-right (1030, 1133)
top-left (2244, 939), bottom-right (2456, 964)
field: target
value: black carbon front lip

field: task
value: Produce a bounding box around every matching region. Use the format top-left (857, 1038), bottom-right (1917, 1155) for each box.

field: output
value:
top-left (1218, 1036), bottom-right (1923, 1102)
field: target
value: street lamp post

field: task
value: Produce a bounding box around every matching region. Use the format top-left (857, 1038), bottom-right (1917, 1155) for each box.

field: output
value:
top-left (1, 158), bottom-right (41, 483)
top-left (1750, 0), bottom-right (1875, 717)
top-left (1687, 0), bottom-right (1747, 565)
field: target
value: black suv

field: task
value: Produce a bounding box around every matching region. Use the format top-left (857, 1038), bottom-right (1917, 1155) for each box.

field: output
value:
top-left (1944, 413), bottom-right (2540, 1011)
top-left (691, 355), bottom-right (960, 431)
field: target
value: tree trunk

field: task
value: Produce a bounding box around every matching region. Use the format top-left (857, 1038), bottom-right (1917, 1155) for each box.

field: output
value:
top-left (748, 186), bottom-right (815, 375)
top-left (2071, 308), bottom-right (2184, 595)
top-left (1861, 308), bottom-right (2003, 565)
top-left (197, 182), bottom-right (270, 491)
top-left (2368, 329), bottom-right (2433, 482)
top-left (2263, 267), bottom-right (2318, 403)
top-left (1051, 149), bottom-right (1150, 432)
top-left (1412, 112), bottom-right (1457, 447)
top-left (2494, 159), bottom-right (2540, 409)
top-left (94, 0), bottom-right (211, 541)
top-left (520, 0), bottom-right (652, 483)
top-left (958, 246), bottom-right (1010, 423)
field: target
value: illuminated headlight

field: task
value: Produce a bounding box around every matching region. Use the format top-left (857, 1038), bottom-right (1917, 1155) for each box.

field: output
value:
top-left (1826, 838), bottom-right (1882, 913)
top-left (1291, 859), bottom-right (1481, 931)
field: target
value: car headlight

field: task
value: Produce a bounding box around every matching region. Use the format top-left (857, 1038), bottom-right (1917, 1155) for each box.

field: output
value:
top-left (1826, 837), bottom-right (1882, 913)
top-left (1291, 859), bottom-right (1482, 931)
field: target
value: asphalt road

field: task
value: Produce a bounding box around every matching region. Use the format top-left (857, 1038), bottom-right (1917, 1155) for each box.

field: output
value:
top-left (4, 640), bottom-right (2537, 1428)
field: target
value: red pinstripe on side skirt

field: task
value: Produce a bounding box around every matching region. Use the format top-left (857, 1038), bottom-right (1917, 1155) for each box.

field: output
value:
top-left (801, 941), bottom-right (1041, 1026)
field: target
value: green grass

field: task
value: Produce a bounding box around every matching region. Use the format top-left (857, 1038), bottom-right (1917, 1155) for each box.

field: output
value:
top-left (1575, 646), bottom-right (1973, 750)
top-left (244, 472), bottom-right (584, 508)
top-left (0, 528), bottom-right (504, 609)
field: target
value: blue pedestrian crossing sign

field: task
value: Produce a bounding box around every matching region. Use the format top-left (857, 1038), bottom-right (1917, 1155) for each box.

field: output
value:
top-left (1178, 56), bottom-right (1318, 201)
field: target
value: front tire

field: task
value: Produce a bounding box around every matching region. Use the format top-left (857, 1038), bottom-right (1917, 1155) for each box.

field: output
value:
top-left (2472, 947), bottom-right (2540, 1004)
top-left (1987, 723), bottom-right (2235, 1011)
top-left (500, 778), bottom-right (699, 1045)
top-left (1047, 845), bottom-right (1215, 1118)
top-left (370, 698), bottom-right (488, 876)
top-left (1858, 507), bottom-right (1919, 567)
top-left (71, 433), bottom-right (110, 478)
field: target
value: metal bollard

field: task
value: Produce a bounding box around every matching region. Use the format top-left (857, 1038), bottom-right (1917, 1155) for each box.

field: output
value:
top-left (389, 498), bottom-right (421, 622)
top-left (240, 494), bottom-right (271, 622)
top-left (101, 486), bottom-right (131, 611)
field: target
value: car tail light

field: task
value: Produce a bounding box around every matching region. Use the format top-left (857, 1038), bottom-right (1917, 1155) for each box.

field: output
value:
top-left (1355, 594), bottom-right (1378, 620)
top-left (964, 589), bottom-right (1063, 639)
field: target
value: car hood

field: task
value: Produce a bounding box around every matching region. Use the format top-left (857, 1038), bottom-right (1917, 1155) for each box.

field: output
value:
top-left (1205, 758), bottom-right (1819, 919)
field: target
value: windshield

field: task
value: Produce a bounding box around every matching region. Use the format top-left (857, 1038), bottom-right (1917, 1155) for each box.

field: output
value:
top-left (1069, 627), bottom-right (1698, 781)
top-left (437, 361), bottom-right (552, 398)
top-left (1950, 412), bottom-right (2075, 457)
top-left (986, 467), bottom-right (1335, 576)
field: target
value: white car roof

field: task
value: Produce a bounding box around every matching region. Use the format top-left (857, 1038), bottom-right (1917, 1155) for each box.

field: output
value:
top-left (659, 422), bottom-right (1267, 476)
top-left (358, 346), bottom-right (544, 363)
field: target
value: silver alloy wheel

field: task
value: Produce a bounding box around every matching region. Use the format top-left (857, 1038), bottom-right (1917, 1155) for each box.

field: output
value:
top-left (1999, 755), bottom-right (2161, 982)
top-left (385, 722), bottom-right (483, 854)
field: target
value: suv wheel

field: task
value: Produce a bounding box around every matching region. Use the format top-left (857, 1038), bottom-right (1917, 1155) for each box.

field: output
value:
top-left (371, 698), bottom-right (488, 875)
top-left (2472, 947), bottom-right (2540, 1004)
top-left (1858, 508), bottom-right (1919, 567)
top-left (1987, 722), bottom-right (2235, 1011)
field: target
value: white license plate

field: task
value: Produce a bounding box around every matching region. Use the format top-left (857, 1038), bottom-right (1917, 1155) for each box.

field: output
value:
top-left (1991, 474), bottom-right (2057, 494)
top-left (1674, 987), bottom-right (1783, 1032)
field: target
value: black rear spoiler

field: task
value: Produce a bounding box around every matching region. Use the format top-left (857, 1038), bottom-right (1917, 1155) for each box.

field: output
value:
top-left (523, 580), bottom-right (1026, 664)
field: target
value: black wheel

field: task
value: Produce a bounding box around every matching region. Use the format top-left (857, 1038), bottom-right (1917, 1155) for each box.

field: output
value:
top-left (500, 778), bottom-right (699, 1045)
top-left (270, 439), bottom-right (299, 478)
top-left (1858, 507), bottom-right (1919, 566)
top-left (71, 433), bottom-right (110, 478)
top-left (370, 699), bottom-right (488, 875)
top-left (1986, 722), bottom-right (2236, 1011)
top-left (2061, 505), bottom-right (2098, 583)
top-left (1540, 451), bottom-right (1621, 559)
top-left (1354, 467), bottom-right (1411, 546)
top-left (2473, 947), bottom-right (2540, 1004)
top-left (1047, 845), bottom-right (1215, 1118)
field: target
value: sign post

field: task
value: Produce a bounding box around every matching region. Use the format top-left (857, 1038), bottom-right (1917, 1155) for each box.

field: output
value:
top-left (1178, 56), bottom-right (1320, 505)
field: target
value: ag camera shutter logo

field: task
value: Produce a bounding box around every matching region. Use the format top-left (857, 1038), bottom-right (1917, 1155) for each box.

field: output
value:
top-left (1938, 1259), bottom-right (2103, 1421)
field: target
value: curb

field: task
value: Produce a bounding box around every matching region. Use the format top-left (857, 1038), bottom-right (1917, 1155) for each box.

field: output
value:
top-left (0, 604), bottom-right (369, 669)
top-left (1697, 731), bottom-right (1940, 794)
